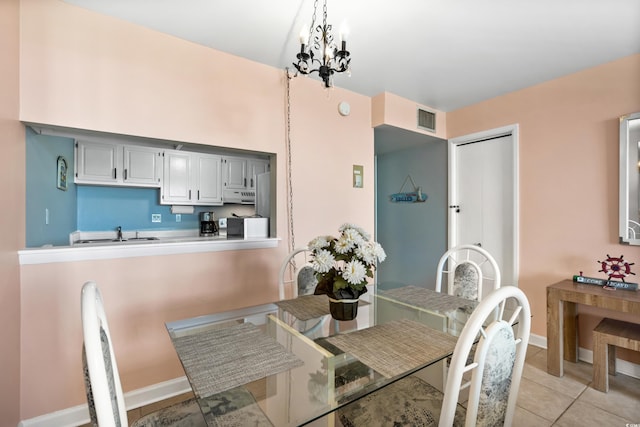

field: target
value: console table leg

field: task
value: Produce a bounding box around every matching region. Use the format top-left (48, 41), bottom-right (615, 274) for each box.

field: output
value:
top-left (563, 301), bottom-right (578, 363)
top-left (547, 288), bottom-right (562, 376)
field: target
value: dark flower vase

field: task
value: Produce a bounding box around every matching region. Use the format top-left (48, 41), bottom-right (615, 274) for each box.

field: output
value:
top-left (328, 298), bottom-right (359, 321)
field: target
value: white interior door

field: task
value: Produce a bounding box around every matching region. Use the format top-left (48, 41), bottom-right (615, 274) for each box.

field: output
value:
top-left (448, 125), bottom-right (518, 290)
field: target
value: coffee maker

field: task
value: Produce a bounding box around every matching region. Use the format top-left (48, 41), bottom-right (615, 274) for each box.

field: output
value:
top-left (199, 211), bottom-right (219, 236)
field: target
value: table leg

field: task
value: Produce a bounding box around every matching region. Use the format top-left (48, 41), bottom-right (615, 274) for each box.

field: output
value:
top-left (546, 288), bottom-right (562, 376)
top-left (562, 300), bottom-right (578, 363)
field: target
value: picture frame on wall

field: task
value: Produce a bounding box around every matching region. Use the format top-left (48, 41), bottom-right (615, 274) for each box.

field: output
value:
top-left (56, 156), bottom-right (68, 191)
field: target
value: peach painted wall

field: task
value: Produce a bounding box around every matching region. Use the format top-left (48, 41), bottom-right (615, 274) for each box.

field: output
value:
top-left (371, 92), bottom-right (447, 140)
top-left (447, 54), bottom-right (640, 357)
top-left (19, 0), bottom-right (373, 420)
top-left (0, 0), bottom-right (24, 425)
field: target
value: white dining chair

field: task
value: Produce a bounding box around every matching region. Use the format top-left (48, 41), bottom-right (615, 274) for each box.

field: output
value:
top-left (278, 247), bottom-right (318, 300)
top-left (436, 244), bottom-right (501, 302)
top-left (337, 285), bottom-right (531, 426)
top-left (278, 248), bottom-right (332, 338)
top-left (81, 281), bottom-right (206, 427)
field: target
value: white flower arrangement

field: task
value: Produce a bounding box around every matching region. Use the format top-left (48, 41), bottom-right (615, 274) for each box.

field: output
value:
top-left (309, 223), bottom-right (386, 299)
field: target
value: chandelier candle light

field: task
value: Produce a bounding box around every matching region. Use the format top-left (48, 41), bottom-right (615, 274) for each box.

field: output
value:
top-left (294, 0), bottom-right (351, 88)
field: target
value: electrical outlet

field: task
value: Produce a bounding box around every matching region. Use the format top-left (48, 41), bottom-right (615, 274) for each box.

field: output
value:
top-left (219, 217), bottom-right (227, 228)
top-left (152, 214), bottom-right (161, 223)
top-left (176, 214), bottom-right (181, 222)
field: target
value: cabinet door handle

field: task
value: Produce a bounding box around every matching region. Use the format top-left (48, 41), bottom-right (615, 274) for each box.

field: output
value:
top-left (251, 178), bottom-right (254, 188)
top-left (189, 190), bottom-right (191, 200)
top-left (124, 169), bottom-right (128, 180)
top-left (244, 178), bottom-right (247, 187)
top-left (114, 168), bottom-right (117, 179)
top-left (198, 190), bottom-right (200, 200)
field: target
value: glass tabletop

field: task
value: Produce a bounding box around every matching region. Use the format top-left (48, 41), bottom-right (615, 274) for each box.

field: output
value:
top-left (165, 286), bottom-right (477, 426)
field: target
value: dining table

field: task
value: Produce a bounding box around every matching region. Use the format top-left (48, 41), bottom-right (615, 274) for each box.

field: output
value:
top-left (165, 285), bottom-right (478, 426)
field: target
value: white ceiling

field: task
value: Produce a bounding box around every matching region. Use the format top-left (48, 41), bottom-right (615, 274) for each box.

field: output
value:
top-left (63, 0), bottom-right (640, 112)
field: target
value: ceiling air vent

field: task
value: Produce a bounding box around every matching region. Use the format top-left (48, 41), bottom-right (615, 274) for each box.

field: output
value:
top-left (417, 108), bottom-right (436, 132)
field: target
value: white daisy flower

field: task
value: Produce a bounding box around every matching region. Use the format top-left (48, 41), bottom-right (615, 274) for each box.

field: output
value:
top-left (342, 260), bottom-right (367, 285)
top-left (334, 236), bottom-right (354, 254)
top-left (356, 241), bottom-right (378, 265)
top-left (312, 249), bottom-right (335, 273)
top-left (339, 223), bottom-right (370, 240)
top-left (374, 242), bottom-right (386, 262)
top-left (308, 236), bottom-right (330, 251)
top-left (342, 227), bottom-right (363, 246)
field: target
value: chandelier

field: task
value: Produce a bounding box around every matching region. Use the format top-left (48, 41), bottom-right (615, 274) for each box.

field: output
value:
top-left (293, 0), bottom-right (351, 88)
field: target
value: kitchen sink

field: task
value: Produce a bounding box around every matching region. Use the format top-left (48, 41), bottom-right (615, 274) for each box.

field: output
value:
top-left (75, 237), bottom-right (159, 244)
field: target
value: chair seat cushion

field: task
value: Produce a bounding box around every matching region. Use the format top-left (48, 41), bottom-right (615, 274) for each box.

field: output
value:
top-left (132, 398), bottom-right (206, 427)
top-left (337, 375), bottom-right (465, 426)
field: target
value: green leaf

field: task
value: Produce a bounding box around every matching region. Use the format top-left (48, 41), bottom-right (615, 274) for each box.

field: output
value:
top-left (333, 277), bottom-right (349, 292)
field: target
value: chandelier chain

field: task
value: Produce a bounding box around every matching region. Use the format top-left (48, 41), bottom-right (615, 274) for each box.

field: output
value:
top-left (322, 0), bottom-right (327, 29)
top-left (310, 0), bottom-right (318, 43)
top-left (285, 69), bottom-right (296, 259)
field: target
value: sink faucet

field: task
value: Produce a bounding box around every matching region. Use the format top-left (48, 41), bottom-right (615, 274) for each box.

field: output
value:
top-left (116, 226), bottom-right (123, 241)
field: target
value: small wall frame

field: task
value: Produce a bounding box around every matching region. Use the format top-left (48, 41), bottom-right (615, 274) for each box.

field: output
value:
top-left (56, 156), bottom-right (68, 191)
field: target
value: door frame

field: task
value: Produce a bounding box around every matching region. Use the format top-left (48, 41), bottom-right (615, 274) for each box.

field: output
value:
top-left (447, 124), bottom-right (520, 286)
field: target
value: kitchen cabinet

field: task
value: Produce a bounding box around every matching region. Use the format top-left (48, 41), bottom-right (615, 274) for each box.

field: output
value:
top-left (247, 158), bottom-right (269, 190)
top-left (222, 156), bottom-right (269, 204)
top-left (75, 140), bottom-right (119, 184)
top-left (223, 156), bottom-right (247, 190)
top-left (222, 157), bottom-right (269, 190)
top-left (75, 140), bottom-right (162, 187)
top-left (123, 145), bottom-right (162, 186)
top-left (161, 150), bottom-right (222, 205)
top-left (194, 154), bottom-right (223, 205)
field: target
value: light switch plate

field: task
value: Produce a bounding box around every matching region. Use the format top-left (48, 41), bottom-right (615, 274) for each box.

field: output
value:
top-left (353, 165), bottom-right (363, 188)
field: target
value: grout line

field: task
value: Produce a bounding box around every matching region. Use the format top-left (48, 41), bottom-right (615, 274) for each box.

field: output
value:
top-left (550, 384), bottom-right (590, 426)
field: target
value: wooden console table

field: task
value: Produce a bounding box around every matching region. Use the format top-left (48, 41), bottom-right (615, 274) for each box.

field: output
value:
top-left (546, 279), bottom-right (640, 376)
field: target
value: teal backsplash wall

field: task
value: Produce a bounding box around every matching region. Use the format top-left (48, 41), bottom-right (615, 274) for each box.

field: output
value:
top-left (26, 128), bottom-right (77, 247)
top-left (76, 186), bottom-right (200, 231)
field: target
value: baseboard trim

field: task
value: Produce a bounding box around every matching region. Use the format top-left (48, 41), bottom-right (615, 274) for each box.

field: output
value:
top-left (18, 376), bottom-right (191, 427)
top-left (529, 333), bottom-right (640, 380)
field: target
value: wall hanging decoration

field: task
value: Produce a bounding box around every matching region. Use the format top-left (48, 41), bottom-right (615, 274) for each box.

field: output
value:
top-left (389, 175), bottom-right (427, 203)
top-left (56, 156), bottom-right (67, 191)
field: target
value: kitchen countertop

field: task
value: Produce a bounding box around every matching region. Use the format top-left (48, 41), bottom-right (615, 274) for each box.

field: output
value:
top-left (18, 230), bottom-right (279, 265)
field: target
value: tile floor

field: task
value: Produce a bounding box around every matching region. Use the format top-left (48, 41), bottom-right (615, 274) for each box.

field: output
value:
top-left (120, 345), bottom-right (639, 426)
top-left (514, 346), bottom-right (640, 426)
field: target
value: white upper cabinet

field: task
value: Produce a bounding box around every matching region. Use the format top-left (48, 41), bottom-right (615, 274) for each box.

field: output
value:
top-left (75, 141), bottom-right (120, 184)
top-left (223, 157), bottom-right (247, 189)
top-left (223, 157), bottom-right (269, 190)
top-left (75, 140), bottom-right (161, 188)
top-left (247, 158), bottom-right (269, 190)
top-left (161, 150), bottom-right (222, 206)
top-left (161, 150), bottom-right (192, 204)
top-left (123, 145), bottom-right (162, 186)
top-left (193, 153), bottom-right (223, 205)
